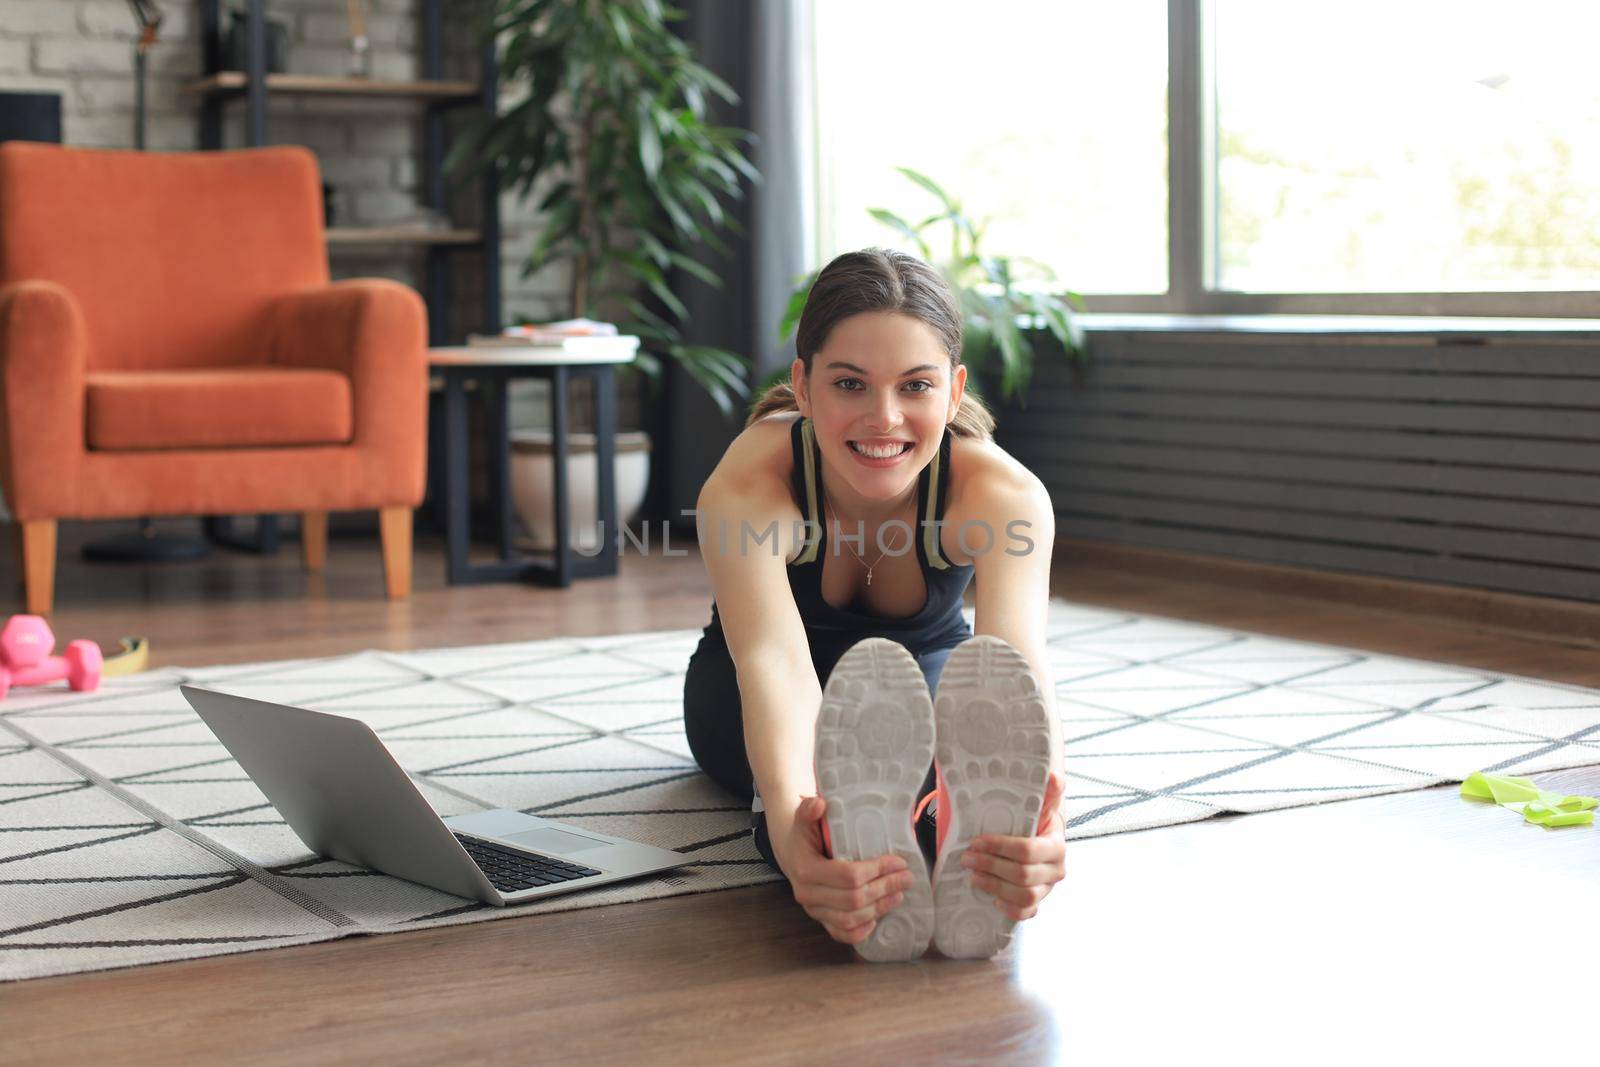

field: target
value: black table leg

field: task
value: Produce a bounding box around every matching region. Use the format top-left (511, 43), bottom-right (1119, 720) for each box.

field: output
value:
top-left (436, 361), bottom-right (626, 586)
top-left (549, 365), bottom-right (571, 587)
top-left (444, 371), bottom-right (473, 584)
top-left (488, 376), bottom-right (514, 561)
top-left (591, 365), bottom-right (619, 576)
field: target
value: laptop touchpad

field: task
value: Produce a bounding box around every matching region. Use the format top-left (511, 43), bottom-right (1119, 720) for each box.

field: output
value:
top-left (503, 827), bottom-right (608, 854)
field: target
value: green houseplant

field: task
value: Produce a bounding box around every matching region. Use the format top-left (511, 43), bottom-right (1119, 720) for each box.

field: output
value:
top-left (450, 0), bottom-right (761, 418)
top-left (449, 0), bottom-right (761, 547)
top-left (778, 168), bottom-right (1086, 404)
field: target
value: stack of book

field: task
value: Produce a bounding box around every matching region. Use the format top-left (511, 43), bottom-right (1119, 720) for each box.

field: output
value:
top-left (468, 318), bottom-right (639, 359)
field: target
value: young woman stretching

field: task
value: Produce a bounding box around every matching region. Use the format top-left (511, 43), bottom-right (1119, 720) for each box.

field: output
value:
top-left (682, 248), bottom-right (1066, 960)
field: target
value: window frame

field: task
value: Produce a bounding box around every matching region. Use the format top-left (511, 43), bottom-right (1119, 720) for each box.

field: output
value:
top-left (1124, 0), bottom-right (1600, 318)
top-left (809, 0), bottom-right (1600, 318)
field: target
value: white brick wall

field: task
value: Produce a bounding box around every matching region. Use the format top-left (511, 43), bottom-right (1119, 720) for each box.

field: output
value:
top-left (302, 11), bottom-right (411, 49)
top-left (77, 0), bottom-right (193, 40)
top-left (0, 1), bottom-right (78, 36)
top-left (1, 0), bottom-right (198, 147)
top-left (0, 37), bottom-right (28, 73)
top-left (33, 38), bottom-right (136, 76)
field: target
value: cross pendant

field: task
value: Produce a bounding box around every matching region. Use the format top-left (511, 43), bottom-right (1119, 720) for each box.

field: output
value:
top-left (866, 569), bottom-right (873, 586)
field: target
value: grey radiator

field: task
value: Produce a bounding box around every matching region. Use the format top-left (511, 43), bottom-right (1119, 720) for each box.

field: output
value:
top-left (997, 319), bottom-right (1600, 602)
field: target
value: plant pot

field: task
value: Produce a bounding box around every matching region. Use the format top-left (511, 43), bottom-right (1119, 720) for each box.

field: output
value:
top-left (509, 430), bottom-right (652, 552)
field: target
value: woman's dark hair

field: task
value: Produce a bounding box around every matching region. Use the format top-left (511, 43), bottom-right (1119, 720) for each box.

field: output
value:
top-left (746, 247), bottom-right (994, 439)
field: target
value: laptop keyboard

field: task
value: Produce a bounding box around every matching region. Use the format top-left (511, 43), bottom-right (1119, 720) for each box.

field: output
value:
top-left (453, 833), bottom-right (602, 893)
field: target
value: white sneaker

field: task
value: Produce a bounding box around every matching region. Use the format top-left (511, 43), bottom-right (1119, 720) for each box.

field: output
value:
top-left (814, 637), bottom-right (936, 962)
top-left (931, 636), bottom-right (1054, 960)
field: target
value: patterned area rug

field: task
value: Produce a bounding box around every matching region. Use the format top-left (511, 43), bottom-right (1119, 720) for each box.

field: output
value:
top-left (4, 601), bottom-right (1599, 982)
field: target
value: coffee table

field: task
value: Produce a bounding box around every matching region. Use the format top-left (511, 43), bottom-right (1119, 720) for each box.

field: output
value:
top-left (428, 342), bottom-right (637, 587)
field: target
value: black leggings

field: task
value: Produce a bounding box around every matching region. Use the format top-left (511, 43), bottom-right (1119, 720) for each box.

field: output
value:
top-left (682, 630), bottom-right (956, 874)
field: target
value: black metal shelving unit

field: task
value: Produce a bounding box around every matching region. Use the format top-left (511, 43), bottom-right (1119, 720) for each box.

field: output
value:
top-left (189, 0), bottom-right (501, 345)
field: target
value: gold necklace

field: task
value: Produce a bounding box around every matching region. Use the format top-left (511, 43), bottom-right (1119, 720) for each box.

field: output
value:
top-left (823, 495), bottom-right (910, 587)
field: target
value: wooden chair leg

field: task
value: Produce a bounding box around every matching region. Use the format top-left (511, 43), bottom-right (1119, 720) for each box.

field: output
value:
top-left (379, 506), bottom-right (412, 599)
top-left (301, 511), bottom-right (328, 573)
top-left (21, 520), bottom-right (57, 615)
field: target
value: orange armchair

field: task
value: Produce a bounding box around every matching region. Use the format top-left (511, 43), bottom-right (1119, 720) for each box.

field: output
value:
top-left (0, 143), bottom-right (426, 613)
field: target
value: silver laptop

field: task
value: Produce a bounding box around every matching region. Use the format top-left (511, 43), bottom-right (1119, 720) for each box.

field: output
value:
top-left (180, 685), bottom-right (689, 907)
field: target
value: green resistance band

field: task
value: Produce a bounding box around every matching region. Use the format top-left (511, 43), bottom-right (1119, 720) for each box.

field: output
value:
top-left (1460, 771), bottom-right (1598, 828)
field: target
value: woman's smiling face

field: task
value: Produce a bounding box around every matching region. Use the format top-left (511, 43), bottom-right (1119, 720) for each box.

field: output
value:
top-left (794, 311), bottom-right (966, 506)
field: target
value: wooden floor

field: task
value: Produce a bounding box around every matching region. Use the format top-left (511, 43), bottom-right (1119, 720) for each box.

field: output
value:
top-left (6, 521), bottom-right (1599, 1065)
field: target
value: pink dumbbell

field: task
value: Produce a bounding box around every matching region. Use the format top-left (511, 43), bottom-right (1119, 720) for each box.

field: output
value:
top-left (0, 615), bottom-right (103, 699)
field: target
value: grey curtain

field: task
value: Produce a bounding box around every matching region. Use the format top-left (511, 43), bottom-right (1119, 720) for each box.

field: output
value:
top-left (656, 0), bottom-right (814, 525)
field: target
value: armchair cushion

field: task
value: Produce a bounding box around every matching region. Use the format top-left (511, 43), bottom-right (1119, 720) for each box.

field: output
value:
top-left (85, 367), bottom-right (352, 451)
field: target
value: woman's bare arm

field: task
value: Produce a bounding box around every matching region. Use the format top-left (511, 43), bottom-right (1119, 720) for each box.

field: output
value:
top-left (956, 449), bottom-right (1067, 923)
top-left (960, 446), bottom-right (1059, 760)
top-left (695, 446), bottom-right (819, 845)
top-left (695, 423), bottom-right (911, 944)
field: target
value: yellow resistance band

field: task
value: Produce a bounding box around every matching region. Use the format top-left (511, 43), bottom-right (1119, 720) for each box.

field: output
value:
top-left (1460, 771), bottom-right (1597, 828)
top-left (100, 637), bottom-right (150, 677)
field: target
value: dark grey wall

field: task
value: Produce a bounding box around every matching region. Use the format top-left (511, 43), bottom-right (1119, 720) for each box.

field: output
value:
top-left (998, 323), bottom-right (1600, 603)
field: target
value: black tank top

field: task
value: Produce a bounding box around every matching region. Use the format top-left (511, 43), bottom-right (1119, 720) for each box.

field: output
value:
top-left (701, 416), bottom-right (974, 657)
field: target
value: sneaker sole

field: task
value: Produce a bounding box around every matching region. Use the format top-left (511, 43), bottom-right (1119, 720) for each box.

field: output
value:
top-left (815, 638), bottom-right (936, 963)
top-left (932, 636), bottom-right (1054, 960)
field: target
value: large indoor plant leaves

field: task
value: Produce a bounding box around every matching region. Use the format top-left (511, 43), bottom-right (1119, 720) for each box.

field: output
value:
top-left (449, 0), bottom-right (761, 417)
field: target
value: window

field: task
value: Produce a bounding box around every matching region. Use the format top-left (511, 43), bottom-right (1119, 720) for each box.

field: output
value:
top-left (809, 1), bottom-right (1599, 312)
top-left (812, 1), bottom-right (1169, 295)
top-left (1216, 0), bottom-right (1600, 293)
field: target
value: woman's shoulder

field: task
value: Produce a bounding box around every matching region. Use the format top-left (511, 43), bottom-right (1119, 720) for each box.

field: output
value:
top-left (699, 412), bottom-right (802, 507)
top-left (947, 432), bottom-right (1046, 506)
top-left (941, 432), bottom-right (1052, 566)
top-left (697, 414), bottom-right (806, 565)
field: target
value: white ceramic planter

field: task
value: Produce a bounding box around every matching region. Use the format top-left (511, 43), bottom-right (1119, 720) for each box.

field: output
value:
top-left (509, 430), bottom-right (651, 552)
